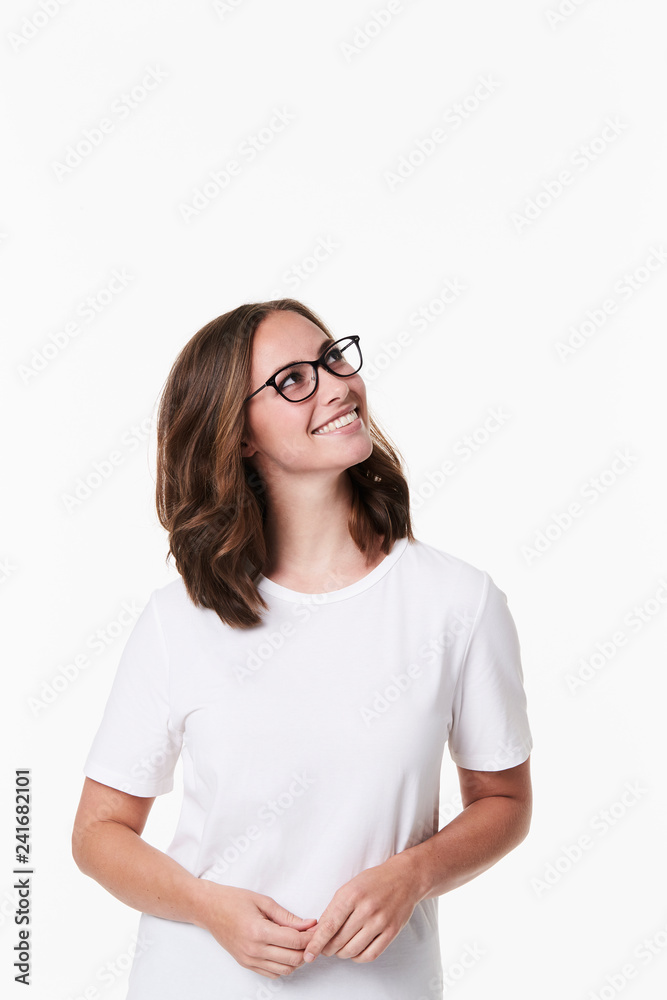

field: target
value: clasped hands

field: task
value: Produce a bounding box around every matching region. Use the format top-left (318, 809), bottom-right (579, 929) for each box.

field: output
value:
top-left (302, 853), bottom-right (420, 966)
top-left (204, 850), bottom-right (422, 979)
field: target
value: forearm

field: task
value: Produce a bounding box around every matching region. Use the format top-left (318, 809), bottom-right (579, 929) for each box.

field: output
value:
top-left (73, 820), bottom-right (214, 927)
top-left (395, 794), bottom-right (532, 902)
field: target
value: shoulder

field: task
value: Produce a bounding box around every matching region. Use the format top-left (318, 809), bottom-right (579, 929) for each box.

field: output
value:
top-left (402, 536), bottom-right (488, 602)
top-left (147, 575), bottom-right (240, 645)
top-left (148, 575), bottom-right (201, 624)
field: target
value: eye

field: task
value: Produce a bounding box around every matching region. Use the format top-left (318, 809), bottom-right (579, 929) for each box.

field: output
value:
top-left (276, 367), bottom-right (304, 391)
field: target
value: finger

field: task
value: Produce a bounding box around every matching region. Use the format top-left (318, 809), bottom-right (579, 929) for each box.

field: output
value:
top-left (256, 898), bottom-right (318, 930)
top-left (269, 915), bottom-right (318, 929)
top-left (246, 961), bottom-right (292, 979)
top-left (259, 919), bottom-right (321, 951)
top-left (335, 926), bottom-right (383, 961)
top-left (320, 915), bottom-right (365, 957)
top-left (260, 944), bottom-right (310, 975)
top-left (303, 907), bottom-right (351, 962)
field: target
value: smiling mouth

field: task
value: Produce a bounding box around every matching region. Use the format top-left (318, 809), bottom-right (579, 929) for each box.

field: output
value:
top-left (312, 407), bottom-right (359, 435)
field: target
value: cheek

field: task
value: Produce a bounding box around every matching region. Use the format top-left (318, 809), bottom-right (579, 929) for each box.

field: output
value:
top-left (351, 373), bottom-right (367, 400)
top-left (261, 414), bottom-right (313, 465)
top-left (351, 377), bottom-right (368, 416)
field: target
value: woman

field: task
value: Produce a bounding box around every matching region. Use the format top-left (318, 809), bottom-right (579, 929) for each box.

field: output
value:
top-left (72, 298), bottom-right (533, 998)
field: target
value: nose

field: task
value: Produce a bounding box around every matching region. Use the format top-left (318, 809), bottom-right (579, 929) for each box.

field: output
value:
top-left (316, 366), bottom-right (350, 401)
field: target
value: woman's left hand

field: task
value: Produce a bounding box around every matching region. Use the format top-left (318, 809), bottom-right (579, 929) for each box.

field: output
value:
top-left (303, 853), bottom-right (421, 965)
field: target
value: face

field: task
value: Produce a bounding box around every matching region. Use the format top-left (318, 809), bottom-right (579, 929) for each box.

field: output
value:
top-left (241, 311), bottom-right (373, 485)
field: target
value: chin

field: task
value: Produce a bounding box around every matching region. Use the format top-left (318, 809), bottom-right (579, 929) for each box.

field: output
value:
top-left (349, 435), bottom-right (374, 466)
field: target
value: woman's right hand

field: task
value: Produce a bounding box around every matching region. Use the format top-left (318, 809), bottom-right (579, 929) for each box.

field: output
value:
top-left (72, 781), bottom-right (318, 980)
top-left (196, 880), bottom-right (319, 979)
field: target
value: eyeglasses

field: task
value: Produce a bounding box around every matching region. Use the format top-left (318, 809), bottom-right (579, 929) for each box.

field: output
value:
top-left (244, 335), bottom-right (363, 403)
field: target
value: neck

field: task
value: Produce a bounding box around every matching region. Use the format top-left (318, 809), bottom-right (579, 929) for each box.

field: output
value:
top-left (260, 472), bottom-right (381, 590)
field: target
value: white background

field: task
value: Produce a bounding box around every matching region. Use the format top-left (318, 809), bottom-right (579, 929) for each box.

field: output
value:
top-left (2, 1), bottom-right (666, 997)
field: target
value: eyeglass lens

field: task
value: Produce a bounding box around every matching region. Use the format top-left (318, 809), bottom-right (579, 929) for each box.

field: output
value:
top-left (275, 338), bottom-right (362, 400)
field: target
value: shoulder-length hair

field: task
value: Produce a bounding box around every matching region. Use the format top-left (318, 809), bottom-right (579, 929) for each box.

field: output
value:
top-left (155, 298), bottom-right (414, 629)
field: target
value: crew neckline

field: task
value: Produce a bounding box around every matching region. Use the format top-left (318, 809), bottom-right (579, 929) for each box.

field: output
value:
top-left (255, 536), bottom-right (410, 604)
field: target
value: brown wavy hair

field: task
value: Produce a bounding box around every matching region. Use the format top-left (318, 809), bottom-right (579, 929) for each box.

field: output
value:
top-left (155, 298), bottom-right (414, 629)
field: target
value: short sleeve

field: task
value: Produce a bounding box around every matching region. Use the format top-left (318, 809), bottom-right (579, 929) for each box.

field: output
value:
top-left (83, 591), bottom-right (183, 796)
top-left (448, 572), bottom-right (533, 771)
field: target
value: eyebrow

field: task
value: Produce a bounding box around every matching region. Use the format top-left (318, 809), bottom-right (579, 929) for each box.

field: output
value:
top-left (268, 337), bottom-right (333, 379)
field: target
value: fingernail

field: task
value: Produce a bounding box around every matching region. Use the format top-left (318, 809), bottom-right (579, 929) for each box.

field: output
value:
top-left (304, 952), bottom-right (315, 963)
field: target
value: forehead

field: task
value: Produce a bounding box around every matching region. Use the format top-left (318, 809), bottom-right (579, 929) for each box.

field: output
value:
top-left (252, 311), bottom-right (332, 375)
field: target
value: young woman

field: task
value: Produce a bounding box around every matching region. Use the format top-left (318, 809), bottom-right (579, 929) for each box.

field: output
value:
top-left (72, 298), bottom-right (533, 998)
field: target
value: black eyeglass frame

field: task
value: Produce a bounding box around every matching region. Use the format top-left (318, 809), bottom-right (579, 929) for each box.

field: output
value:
top-left (243, 335), bottom-right (363, 403)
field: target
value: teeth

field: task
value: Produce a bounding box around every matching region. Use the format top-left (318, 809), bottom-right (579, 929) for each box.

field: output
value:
top-left (313, 408), bottom-right (359, 435)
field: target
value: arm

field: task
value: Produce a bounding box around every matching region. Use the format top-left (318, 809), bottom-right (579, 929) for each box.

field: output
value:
top-left (71, 777), bottom-right (318, 979)
top-left (303, 757), bottom-right (532, 964)
top-left (396, 756), bottom-right (532, 900)
top-left (72, 777), bottom-right (208, 923)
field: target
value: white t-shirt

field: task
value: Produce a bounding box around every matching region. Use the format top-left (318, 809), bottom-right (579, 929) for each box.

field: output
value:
top-left (83, 535), bottom-right (533, 999)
